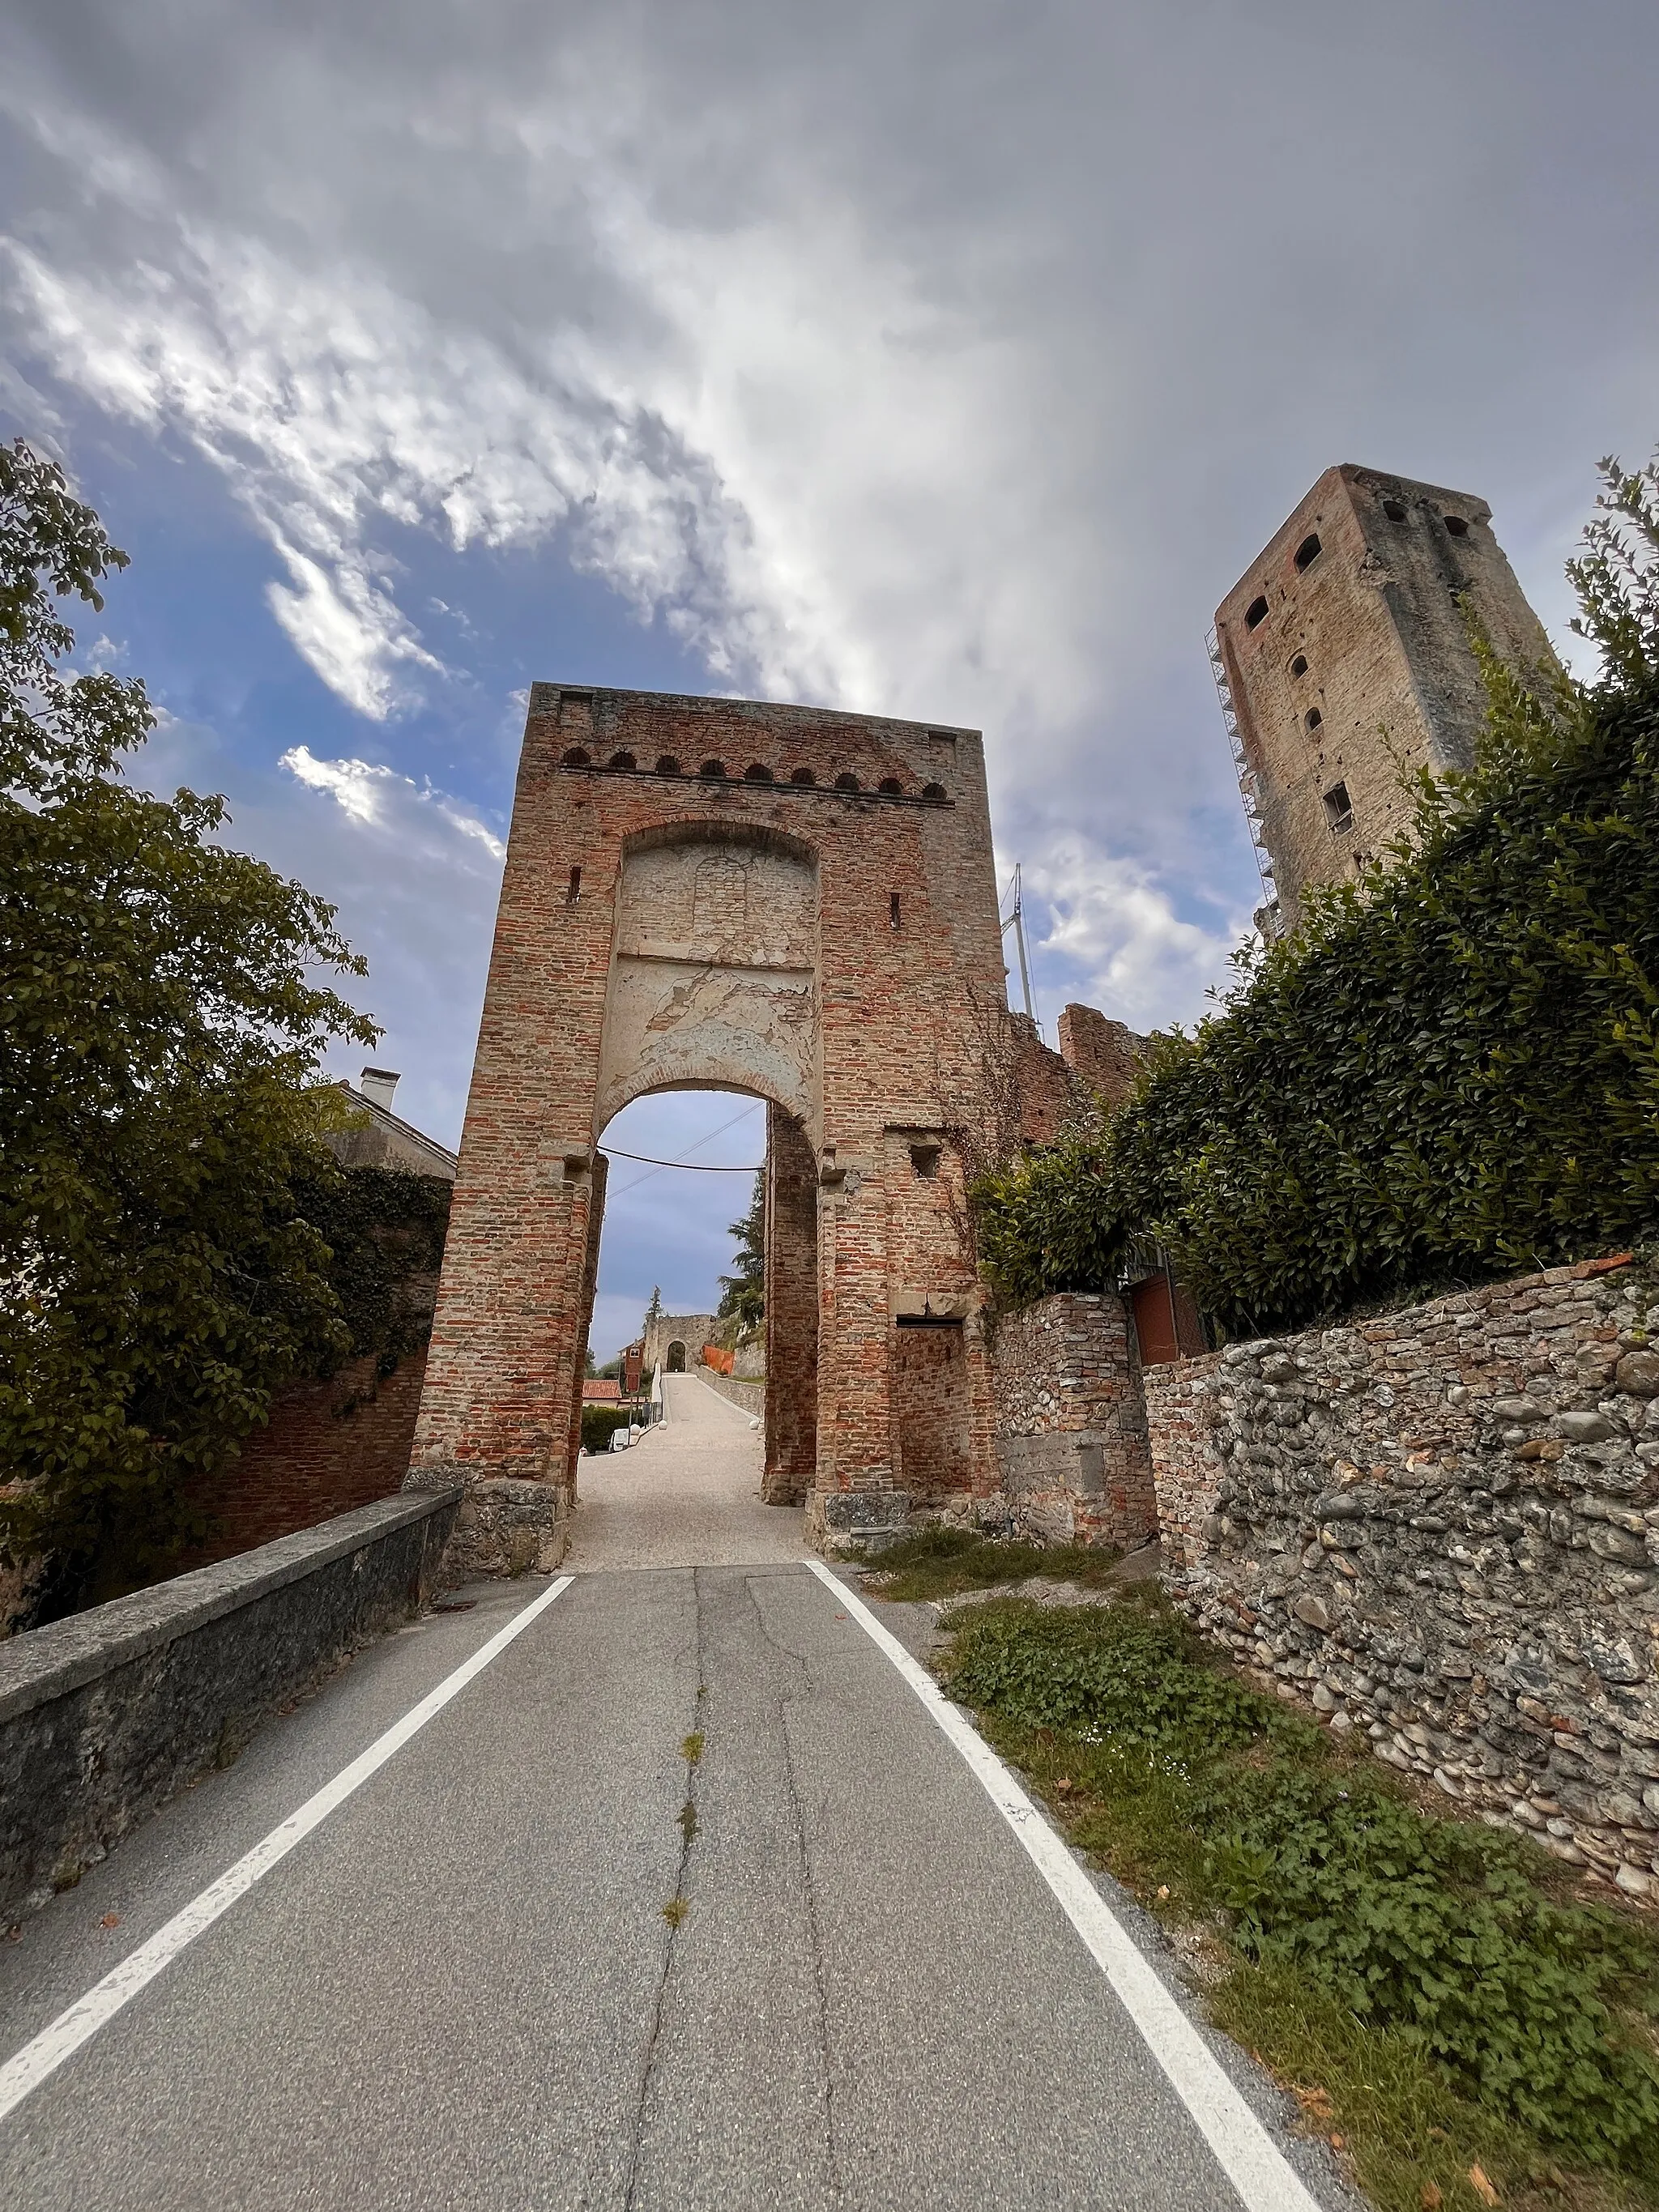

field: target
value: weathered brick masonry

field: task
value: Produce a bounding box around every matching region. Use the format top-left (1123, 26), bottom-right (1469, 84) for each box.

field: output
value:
top-left (181, 1351), bottom-right (432, 1566)
top-left (1145, 1258), bottom-right (1659, 1900)
top-left (989, 1293), bottom-right (1158, 1549)
top-left (408, 686), bottom-right (1011, 1558)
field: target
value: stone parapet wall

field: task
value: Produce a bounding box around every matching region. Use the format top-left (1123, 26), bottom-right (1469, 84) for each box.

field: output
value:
top-left (0, 1489), bottom-right (460, 1923)
top-left (1143, 1255), bottom-right (1659, 1901)
top-left (988, 1293), bottom-right (1158, 1549)
top-left (697, 1374), bottom-right (766, 1421)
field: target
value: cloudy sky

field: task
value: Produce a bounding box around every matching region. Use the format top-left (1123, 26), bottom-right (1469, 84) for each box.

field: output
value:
top-left (4, 0), bottom-right (1657, 1359)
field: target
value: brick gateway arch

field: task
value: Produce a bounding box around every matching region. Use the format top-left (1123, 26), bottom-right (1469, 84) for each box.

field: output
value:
top-left (406, 684), bottom-right (1011, 1565)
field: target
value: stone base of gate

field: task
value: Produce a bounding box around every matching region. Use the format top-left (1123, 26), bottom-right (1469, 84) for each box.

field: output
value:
top-left (808, 1485), bottom-right (913, 1556)
top-left (433, 1477), bottom-right (570, 1583)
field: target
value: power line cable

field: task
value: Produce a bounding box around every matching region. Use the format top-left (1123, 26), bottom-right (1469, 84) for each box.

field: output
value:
top-left (605, 1101), bottom-right (766, 1196)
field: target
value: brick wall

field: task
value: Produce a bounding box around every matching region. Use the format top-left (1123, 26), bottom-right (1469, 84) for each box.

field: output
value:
top-left (893, 1323), bottom-right (974, 1502)
top-left (1056, 1004), bottom-right (1147, 1107)
top-left (987, 1293), bottom-right (1158, 1549)
top-left (181, 1352), bottom-right (431, 1567)
top-left (764, 1105), bottom-right (818, 1503)
top-left (1144, 1255), bottom-right (1659, 1903)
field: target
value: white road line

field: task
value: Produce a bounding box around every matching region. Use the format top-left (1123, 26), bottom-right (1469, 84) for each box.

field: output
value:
top-left (808, 1559), bottom-right (1324, 2212)
top-left (0, 1575), bottom-right (575, 2126)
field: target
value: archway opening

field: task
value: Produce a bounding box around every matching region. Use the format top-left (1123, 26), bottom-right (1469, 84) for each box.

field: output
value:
top-left (580, 1084), bottom-right (819, 1520)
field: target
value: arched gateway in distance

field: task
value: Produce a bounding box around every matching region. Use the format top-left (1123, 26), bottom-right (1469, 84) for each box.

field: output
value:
top-left (406, 684), bottom-right (1009, 1571)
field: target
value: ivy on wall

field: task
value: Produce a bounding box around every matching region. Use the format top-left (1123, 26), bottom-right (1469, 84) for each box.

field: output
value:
top-left (291, 1166), bottom-right (453, 1374)
top-left (975, 457), bottom-right (1659, 1338)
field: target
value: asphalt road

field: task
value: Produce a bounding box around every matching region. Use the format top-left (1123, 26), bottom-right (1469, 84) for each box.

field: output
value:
top-left (0, 1379), bottom-right (1351, 2211)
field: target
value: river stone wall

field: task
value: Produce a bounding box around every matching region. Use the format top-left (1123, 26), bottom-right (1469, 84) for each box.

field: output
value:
top-left (0, 1487), bottom-right (459, 1924)
top-left (1144, 1255), bottom-right (1659, 1902)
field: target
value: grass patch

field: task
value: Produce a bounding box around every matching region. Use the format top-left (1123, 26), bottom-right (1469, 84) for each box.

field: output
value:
top-left (942, 1592), bottom-right (1659, 2212)
top-left (860, 1524), bottom-right (1122, 1602)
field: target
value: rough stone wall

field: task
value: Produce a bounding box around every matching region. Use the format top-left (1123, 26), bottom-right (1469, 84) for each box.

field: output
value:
top-left (1056, 1004), bottom-right (1148, 1108)
top-left (1145, 1255), bottom-right (1659, 1901)
top-left (0, 1489), bottom-right (458, 1922)
top-left (1216, 463), bottom-right (1556, 929)
top-left (411, 684), bottom-right (1007, 1558)
top-left (988, 1293), bottom-right (1158, 1549)
top-left (178, 1351), bottom-right (432, 1567)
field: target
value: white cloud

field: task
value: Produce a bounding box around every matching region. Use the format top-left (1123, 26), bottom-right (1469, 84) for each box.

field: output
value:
top-left (1026, 842), bottom-right (1251, 1036)
top-left (279, 744), bottom-right (505, 859)
top-left (4, 0), bottom-right (1657, 1055)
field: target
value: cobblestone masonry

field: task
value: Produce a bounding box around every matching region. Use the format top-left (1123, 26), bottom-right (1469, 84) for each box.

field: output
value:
top-left (407, 686), bottom-right (1009, 1561)
top-left (988, 1294), bottom-right (1158, 1549)
top-left (1145, 1256), bottom-right (1659, 1900)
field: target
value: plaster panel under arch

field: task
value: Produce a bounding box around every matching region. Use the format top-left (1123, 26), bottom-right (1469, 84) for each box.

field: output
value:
top-left (596, 834), bottom-right (820, 1134)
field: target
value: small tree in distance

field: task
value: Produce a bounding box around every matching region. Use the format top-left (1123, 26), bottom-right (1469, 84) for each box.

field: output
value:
top-left (0, 441), bottom-right (378, 1617)
top-left (717, 1172), bottom-right (766, 1329)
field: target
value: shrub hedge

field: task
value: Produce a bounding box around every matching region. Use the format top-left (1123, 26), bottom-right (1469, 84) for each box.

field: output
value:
top-left (975, 650), bottom-right (1659, 1336)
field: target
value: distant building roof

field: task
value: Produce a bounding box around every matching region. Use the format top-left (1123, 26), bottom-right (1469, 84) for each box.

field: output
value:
top-left (325, 1068), bottom-right (459, 1181)
top-left (582, 1379), bottom-right (623, 1402)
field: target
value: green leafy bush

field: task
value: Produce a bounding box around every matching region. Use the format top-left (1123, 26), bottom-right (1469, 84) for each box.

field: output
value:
top-left (943, 1594), bottom-right (1659, 2178)
top-left (944, 1594), bottom-right (1266, 1750)
top-left (975, 456), bottom-right (1659, 1336)
top-left (1203, 1762), bottom-right (1659, 2166)
top-left (581, 1404), bottom-right (634, 1453)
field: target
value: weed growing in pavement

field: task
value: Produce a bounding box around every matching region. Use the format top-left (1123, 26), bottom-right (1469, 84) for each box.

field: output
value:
top-left (682, 1731), bottom-right (705, 1765)
top-left (661, 1898), bottom-right (687, 1929)
top-left (859, 1524), bottom-right (1122, 1602)
top-left (940, 1590), bottom-right (1659, 2212)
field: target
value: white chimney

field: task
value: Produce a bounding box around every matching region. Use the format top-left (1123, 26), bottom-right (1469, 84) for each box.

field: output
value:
top-left (360, 1068), bottom-right (402, 1111)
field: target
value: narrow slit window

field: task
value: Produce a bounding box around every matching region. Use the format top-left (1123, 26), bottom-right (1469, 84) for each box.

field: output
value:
top-left (1323, 783), bottom-right (1353, 833)
top-left (889, 893), bottom-right (902, 930)
top-left (1293, 533), bottom-right (1322, 571)
top-left (1244, 595), bottom-right (1269, 630)
top-left (567, 866), bottom-right (582, 903)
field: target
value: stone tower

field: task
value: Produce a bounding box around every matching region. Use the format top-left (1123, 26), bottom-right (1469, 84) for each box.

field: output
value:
top-left (1212, 464), bottom-right (1555, 933)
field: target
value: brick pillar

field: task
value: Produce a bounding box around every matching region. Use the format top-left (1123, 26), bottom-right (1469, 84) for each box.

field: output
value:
top-left (809, 1145), bottom-right (903, 1545)
top-left (763, 1105), bottom-right (818, 1505)
top-left (566, 1149), bottom-right (608, 1498)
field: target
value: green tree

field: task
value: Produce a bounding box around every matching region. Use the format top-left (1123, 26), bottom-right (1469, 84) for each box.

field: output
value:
top-left (717, 1171), bottom-right (766, 1328)
top-left (0, 441), bottom-right (377, 1617)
